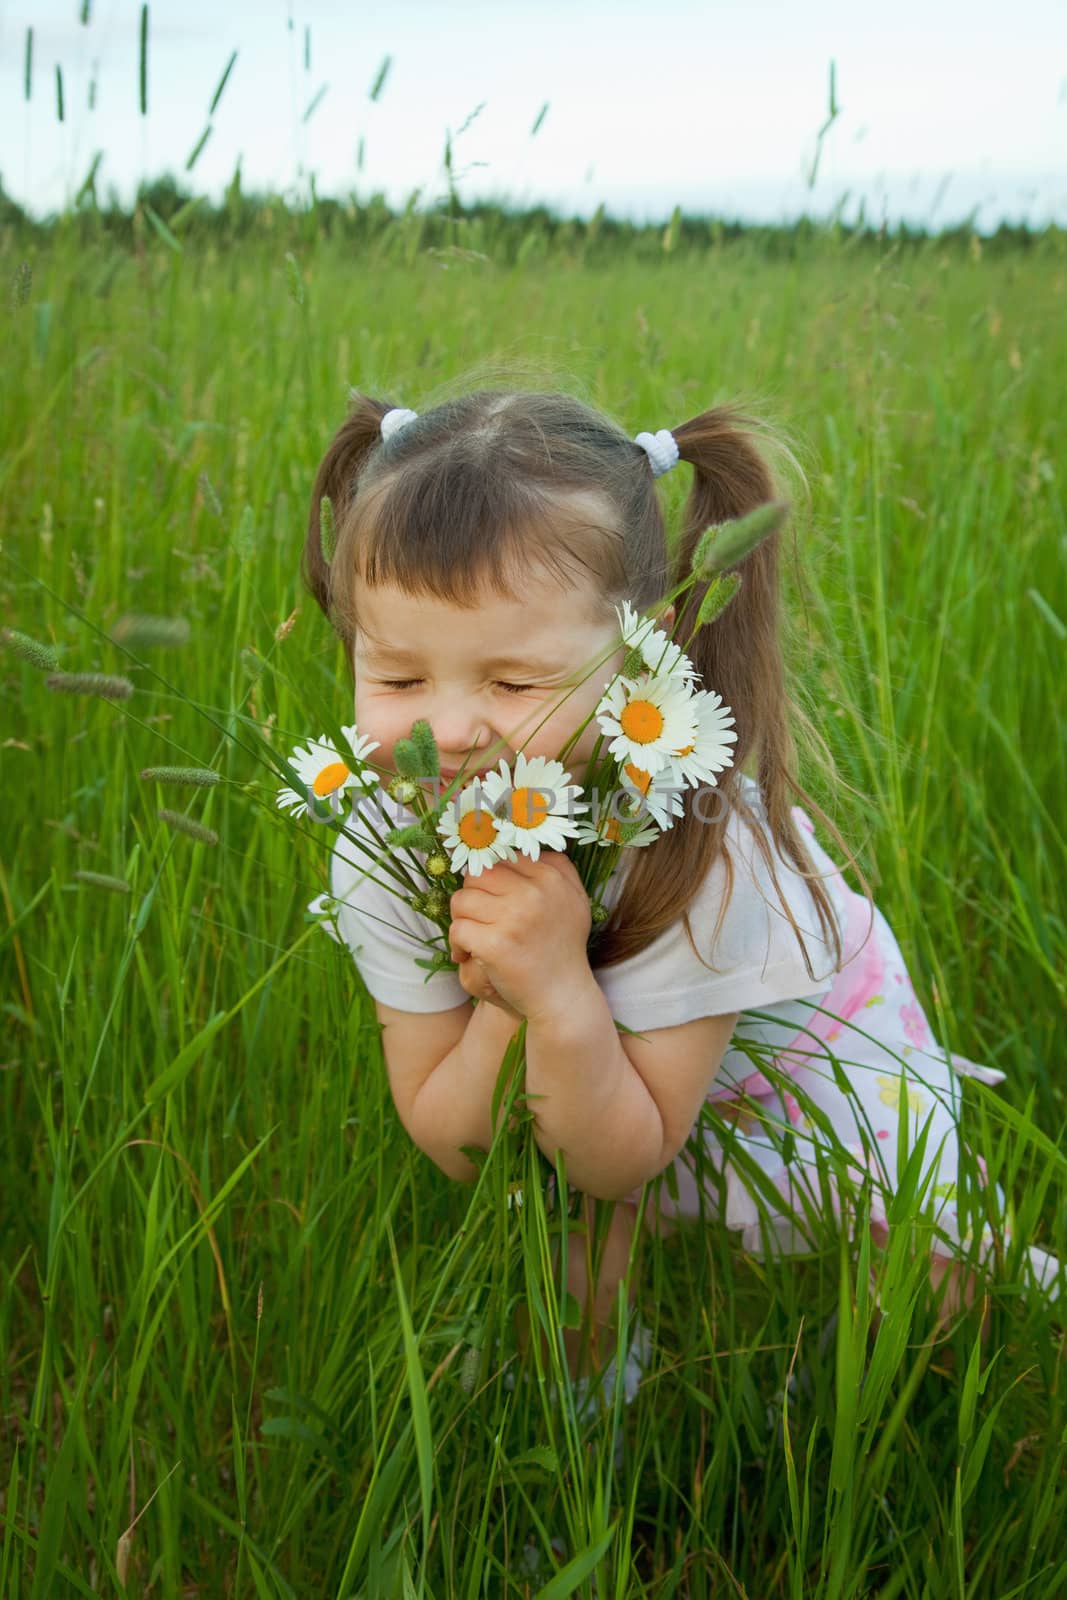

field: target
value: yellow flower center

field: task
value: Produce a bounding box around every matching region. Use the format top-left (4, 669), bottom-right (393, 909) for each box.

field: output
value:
top-left (619, 698), bottom-right (664, 745)
top-left (313, 761), bottom-right (351, 796)
top-left (458, 809), bottom-right (499, 850)
top-left (510, 787), bottom-right (551, 830)
top-left (673, 743), bottom-right (694, 757)
top-left (605, 818), bottom-right (622, 843)
top-left (623, 762), bottom-right (651, 794)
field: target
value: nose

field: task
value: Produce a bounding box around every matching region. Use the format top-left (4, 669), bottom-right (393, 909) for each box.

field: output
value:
top-left (425, 697), bottom-right (495, 768)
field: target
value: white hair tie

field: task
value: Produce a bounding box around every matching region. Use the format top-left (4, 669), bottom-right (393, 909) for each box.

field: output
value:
top-left (381, 407), bottom-right (418, 442)
top-left (634, 428), bottom-right (679, 477)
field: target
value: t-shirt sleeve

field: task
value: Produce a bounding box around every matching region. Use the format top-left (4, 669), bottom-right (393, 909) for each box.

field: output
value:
top-left (594, 810), bottom-right (844, 1035)
top-left (307, 804), bottom-right (470, 1014)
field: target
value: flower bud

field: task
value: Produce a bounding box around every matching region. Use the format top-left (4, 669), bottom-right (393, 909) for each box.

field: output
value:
top-left (387, 822), bottom-right (437, 851)
top-left (387, 775), bottom-right (420, 805)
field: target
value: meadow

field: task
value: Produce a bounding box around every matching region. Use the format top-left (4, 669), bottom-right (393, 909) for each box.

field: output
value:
top-left (1, 204), bottom-right (1066, 1597)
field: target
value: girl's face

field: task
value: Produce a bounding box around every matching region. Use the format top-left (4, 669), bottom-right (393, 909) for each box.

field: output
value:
top-left (351, 569), bottom-right (632, 795)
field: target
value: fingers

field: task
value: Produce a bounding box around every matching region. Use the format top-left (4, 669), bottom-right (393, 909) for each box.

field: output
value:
top-left (449, 915), bottom-right (488, 964)
top-left (462, 850), bottom-right (575, 888)
top-left (452, 853), bottom-right (574, 917)
top-left (456, 955), bottom-right (510, 1011)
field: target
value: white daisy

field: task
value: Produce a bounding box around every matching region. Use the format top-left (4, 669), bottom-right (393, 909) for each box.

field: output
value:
top-left (574, 812), bottom-right (663, 849)
top-left (616, 599), bottom-right (698, 683)
top-left (664, 687), bottom-right (738, 789)
top-left (595, 670), bottom-right (698, 778)
top-left (438, 779), bottom-right (519, 877)
top-left (478, 752), bottom-right (588, 862)
top-left (617, 761), bottom-right (687, 831)
top-left (276, 724), bottom-right (381, 818)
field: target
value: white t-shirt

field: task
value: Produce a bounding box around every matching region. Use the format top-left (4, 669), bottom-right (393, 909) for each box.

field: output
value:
top-left (307, 776), bottom-right (851, 1053)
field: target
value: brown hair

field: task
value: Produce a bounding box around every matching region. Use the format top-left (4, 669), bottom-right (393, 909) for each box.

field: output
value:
top-left (301, 388), bottom-right (874, 983)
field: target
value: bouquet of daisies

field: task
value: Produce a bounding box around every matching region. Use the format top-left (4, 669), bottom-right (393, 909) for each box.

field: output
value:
top-left (283, 503), bottom-right (783, 981)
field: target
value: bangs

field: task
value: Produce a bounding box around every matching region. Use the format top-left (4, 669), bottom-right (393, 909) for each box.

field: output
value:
top-left (330, 461), bottom-right (626, 633)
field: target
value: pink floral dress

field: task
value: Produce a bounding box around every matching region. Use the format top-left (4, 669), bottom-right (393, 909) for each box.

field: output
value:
top-left (618, 805), bottom-right (1061, 1300)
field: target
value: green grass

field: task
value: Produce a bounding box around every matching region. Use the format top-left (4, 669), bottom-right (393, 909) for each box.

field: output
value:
top-left (2, 219), bottom-right (1065, 1596)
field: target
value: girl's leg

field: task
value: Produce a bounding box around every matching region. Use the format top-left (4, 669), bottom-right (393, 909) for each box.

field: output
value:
top-left (929, 1256), bottom-right (994, 1340)
top-left (561, 1195), bottom-right (641, 1381)
top-left (515, 1194), bottom-right (643, 1381)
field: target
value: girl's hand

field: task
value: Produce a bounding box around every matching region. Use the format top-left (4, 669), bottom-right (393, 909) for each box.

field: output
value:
top-left (448, 851), bottom-right (593, 1024)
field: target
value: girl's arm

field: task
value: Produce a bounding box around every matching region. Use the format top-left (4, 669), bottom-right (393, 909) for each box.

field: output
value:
top-left (378, 981), bottom-right (739, 1199)
top-left (522, 977), bottom-right (740, 1200)
top-left (378, 994), bottom-right (524, 1181)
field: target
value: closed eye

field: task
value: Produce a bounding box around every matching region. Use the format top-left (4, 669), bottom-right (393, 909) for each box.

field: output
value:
top-left (378, 679), bottom-right (535, 696)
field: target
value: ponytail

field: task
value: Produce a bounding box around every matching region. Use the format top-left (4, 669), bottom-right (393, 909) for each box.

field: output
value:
top-left (593, 403), bottom-right (874, 981)
top-left (300, 392), bottom-right (394, 643)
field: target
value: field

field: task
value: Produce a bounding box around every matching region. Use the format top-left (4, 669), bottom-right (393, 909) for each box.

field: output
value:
top-left (2, 209), bottom-right (1066, 1596)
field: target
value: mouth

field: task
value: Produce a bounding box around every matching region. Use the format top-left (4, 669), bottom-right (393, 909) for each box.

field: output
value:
top-left (437, 768), bottom-right (492, 786)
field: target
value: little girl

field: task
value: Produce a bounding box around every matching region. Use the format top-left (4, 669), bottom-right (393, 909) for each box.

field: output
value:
top-left (299, 386), bottom-right (1060, 1398)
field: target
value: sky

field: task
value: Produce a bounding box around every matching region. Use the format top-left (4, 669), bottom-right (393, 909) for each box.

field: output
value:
top-left (2, 0), bottom-right (1065, 230)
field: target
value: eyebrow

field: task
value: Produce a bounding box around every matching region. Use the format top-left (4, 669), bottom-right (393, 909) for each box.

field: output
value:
top-left (356, 642), bottom-right (565, 675)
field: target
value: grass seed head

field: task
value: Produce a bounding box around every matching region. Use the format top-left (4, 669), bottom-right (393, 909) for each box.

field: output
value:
top-left (10, 261), bottom-right (32, 309)
top-left (696, 572), bottom-right (743, 626)
top-left (691, 501), bottom-right (790, 580)
top-left (232, 505), bottom-right (255, 563)
top-left (285, 251), bottom-right (305, 307)
top-left (47, 671), bottom-right (134, 699)
top-left (319, 495), bottom-right (336, 564)
top-left (141, 765), bottom-right (220, 787)
top-left (72, 870), bottom-right (132, 894)
top-left (274, 606), bottom-right (300, 642)
top-left (459, 1345), bottom-right (480, 1393)
top-left (1, 627), bottom-right (60, 671)
top-left (409, 718), bottom-right (440, 779)
top-left (198, 471), bottom-right (223, 518)
top-left (158, 809), bottom-right (219, 845)
top-left (111, 613), bottom-right (191, 648)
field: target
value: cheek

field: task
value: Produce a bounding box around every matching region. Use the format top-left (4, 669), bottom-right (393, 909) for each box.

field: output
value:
top-left (521, 689), bottom-right (601, 763)
top-left (354, 693), bottom-right (403, 760)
